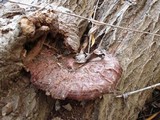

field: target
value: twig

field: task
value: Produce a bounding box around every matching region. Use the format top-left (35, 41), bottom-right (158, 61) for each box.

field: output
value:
top-left (8, 0), bottom-right (40, 8)
top-left (88, 0), bottom-right (100, 53)
top-left (93, 0), bottom-right (99, 21)
top-left (43, 42), bottom-right (58, 52)
top-left (57, 11), bottom-right (160, 37)
top-left (116, 83), bottom-right (160, 98)
top-left (36, 4), bottom-right (49, 12)
top-left (8, 0), bottom-right (160, 37)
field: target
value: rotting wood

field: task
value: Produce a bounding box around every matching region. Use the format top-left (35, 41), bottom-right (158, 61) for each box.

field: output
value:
top-left (14, 1), bottom-right (122, 101)
top-left (0, 0), bottom-right (160, 120)
top-left (0, 1), bottom-right (96, 119)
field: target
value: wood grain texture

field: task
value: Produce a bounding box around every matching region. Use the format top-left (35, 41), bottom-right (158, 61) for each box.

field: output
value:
top-left (97, 0), bottom-right (160, 120)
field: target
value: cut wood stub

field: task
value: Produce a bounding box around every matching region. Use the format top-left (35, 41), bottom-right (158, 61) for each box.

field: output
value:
top-left (25, 48), bottom-right (122, 101)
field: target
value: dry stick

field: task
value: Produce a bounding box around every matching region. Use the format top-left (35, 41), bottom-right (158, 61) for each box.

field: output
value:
top-left (36, 4), bottom-right (49, 12)
top-left (8, 0), bottom-right (160, 37)
top-left (88, 0), bottom-right (100, 53)
top-left (8, 0), bottom-right (40, 8)
top-left (57, 11), bottom-right (160, 37)
top-left (116, 83), bottom-right (160, 98)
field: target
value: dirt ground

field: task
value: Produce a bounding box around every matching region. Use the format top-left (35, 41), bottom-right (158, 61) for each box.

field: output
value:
top-left (138, 89), bottom-right (160, 120)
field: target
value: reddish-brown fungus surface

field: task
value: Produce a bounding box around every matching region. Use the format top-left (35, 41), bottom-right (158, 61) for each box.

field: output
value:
top-left (25, 48), bottom-right (122, 101)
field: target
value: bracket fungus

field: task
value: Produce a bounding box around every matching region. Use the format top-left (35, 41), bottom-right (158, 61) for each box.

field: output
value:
top-left (19, 9), bottom-right (122, 101)
top-left (26, 48), bottom-right (122, 101)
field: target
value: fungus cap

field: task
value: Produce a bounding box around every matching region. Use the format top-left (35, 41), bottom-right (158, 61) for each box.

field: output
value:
top-left (26, 48), bottom-right (122, 101)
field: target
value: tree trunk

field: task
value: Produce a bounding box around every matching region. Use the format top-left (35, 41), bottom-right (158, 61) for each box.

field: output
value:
top-left (0, 0), bottom-right (160, 120)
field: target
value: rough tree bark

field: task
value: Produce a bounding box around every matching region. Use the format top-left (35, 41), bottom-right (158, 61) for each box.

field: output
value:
top-left (0, 0), bottom-right (160, 120)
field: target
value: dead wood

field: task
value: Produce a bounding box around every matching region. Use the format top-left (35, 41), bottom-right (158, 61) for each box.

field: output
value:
top-left (0, 0), bottom-right (160, 120)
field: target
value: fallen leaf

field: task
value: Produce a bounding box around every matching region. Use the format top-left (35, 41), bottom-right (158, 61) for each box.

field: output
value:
top-left (88, 26), bottom-right (97, 35)
top-left (90, 33), bottom-right (95, 47)
top-left (146, 111), bottom-right (160, 120)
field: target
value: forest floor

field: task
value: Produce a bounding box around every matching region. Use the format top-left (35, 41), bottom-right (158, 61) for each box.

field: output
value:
top-left (138, 89), bottom-right (160, 120)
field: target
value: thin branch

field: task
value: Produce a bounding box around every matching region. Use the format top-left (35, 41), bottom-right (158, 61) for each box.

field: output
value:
top-left (8, 0), bottom-right (160, 37)
top-left (88, 0), bottom-right (100, 53)
top-left (8, 0), bottom-right (40, 8)
top-left (36, 4), bottom-right (49, 12)
top-left (116, 83), bottom-right (160, 98)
